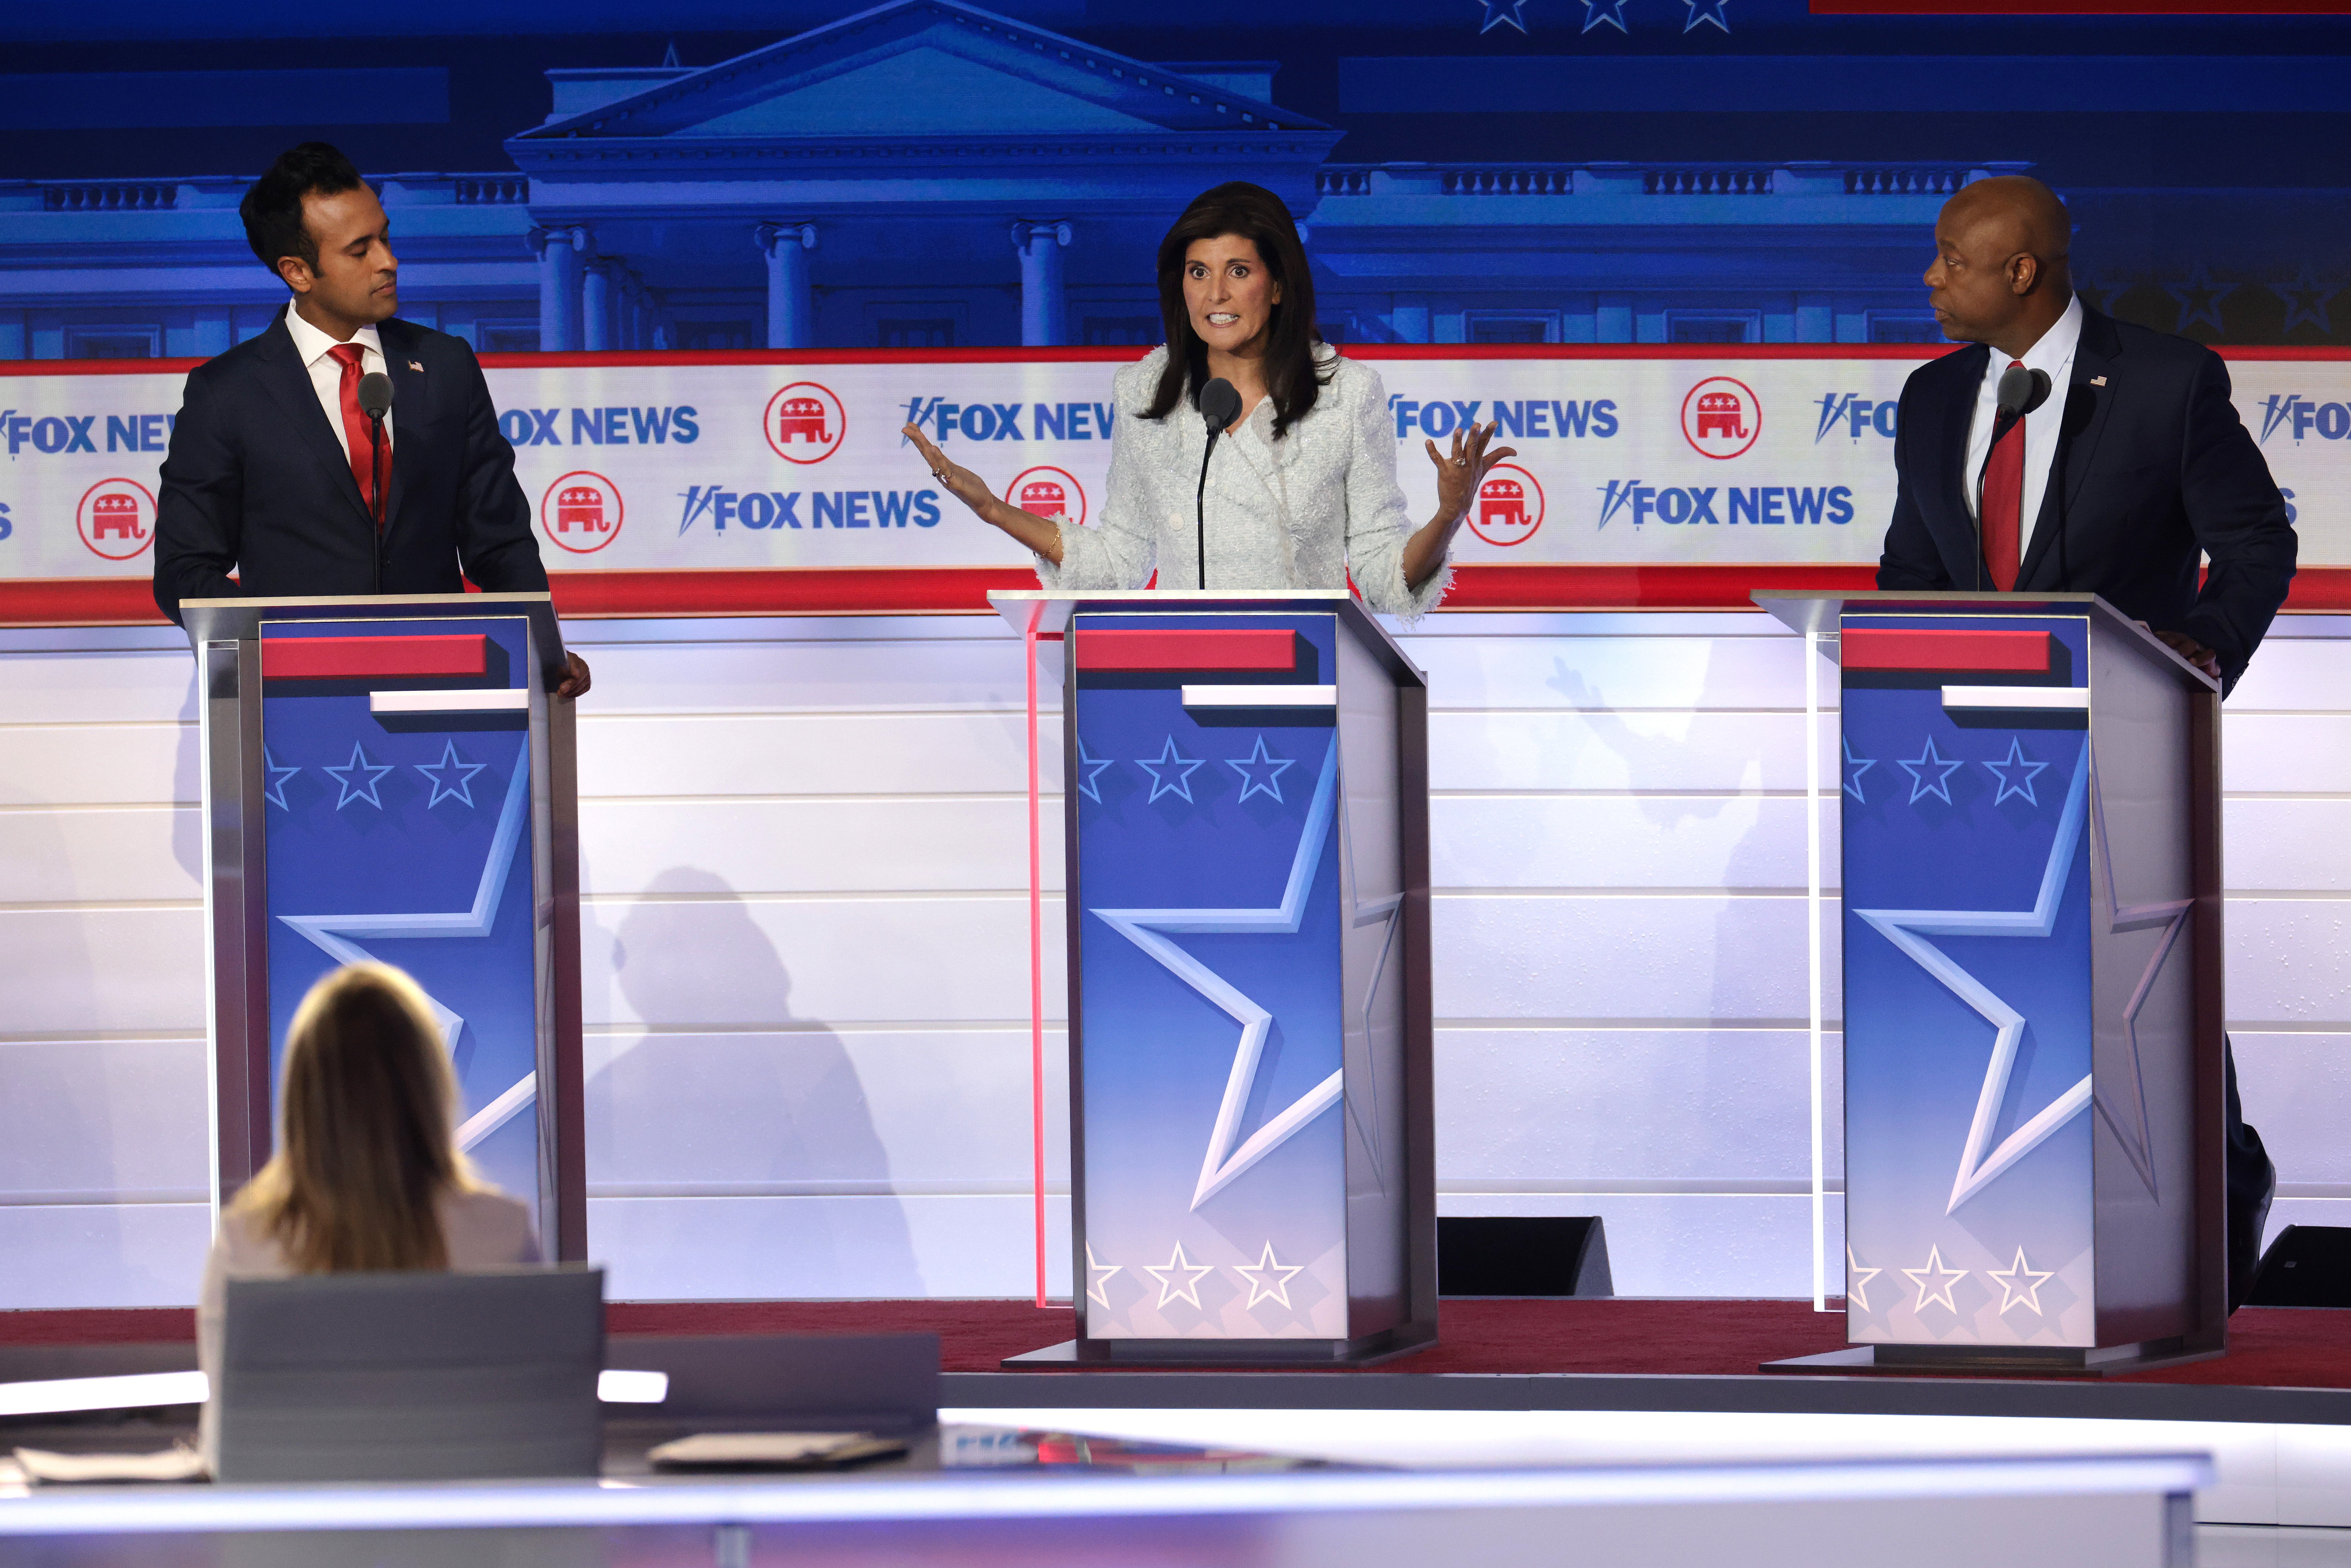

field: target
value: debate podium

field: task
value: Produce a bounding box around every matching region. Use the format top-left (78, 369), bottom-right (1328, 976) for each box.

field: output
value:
top-left (180, 594), bottom-right (586, 1261)
top-left (1757, 591), bottom-right (2226, 1373)
top-left (993, 590), bottom-right (1438, 1365)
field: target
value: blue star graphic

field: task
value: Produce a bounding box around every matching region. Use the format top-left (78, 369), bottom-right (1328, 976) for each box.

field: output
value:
top-left (1074, 737), bottom-right (1115, 804)
top-left (279, 743), bottom-right (538, 1155)
top-left (1854, 740), bottom-right (2092, 1214)
top-left (321, 741), bottom-right (395, 810)
top-left (2165, 265), bottom-right (2235, 336)
top-left (1092, 739), bottom-right (1343, 1211)
top-left (1476, 0), bottom-right (1532, 32)
top-left (415, 740), bottom-right (490, 809)
top-left (1982, 738), bottom-right (2050, 807)
top-left (1579, 0), bottom-right (1629, 30)
top-left (1136, 735), bottom-right (1205, 804)
top-left (263, 747), bottom-right (300, 811)
top-left (2270, 269), bottom-right (2336, 338)
top-left (1226, 736), bottom-right (1297, 804)
top-left (1682, 0), bottom-right (1730, 30)
top-left (1896, 736), bottom-right (1964, 805)
top-left (1842, 737), bottom-right (1876, 804)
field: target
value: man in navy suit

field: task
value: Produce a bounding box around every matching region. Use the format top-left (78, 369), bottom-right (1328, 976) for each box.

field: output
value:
top-left (1878, 174), bottom-right (2291, 1309)
top-left (1878, 176), bottom-right (2294, 689)
top-left (154, 142), bottom-right (588, 697)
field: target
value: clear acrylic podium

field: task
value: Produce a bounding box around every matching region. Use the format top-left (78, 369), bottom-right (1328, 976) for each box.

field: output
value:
top-left (180, 593), bottom-right (586, 1262)
top-left (993, 590), bottom-right (1438, 1366)
top-left (1758, 591), bottom-right (2226, 1374)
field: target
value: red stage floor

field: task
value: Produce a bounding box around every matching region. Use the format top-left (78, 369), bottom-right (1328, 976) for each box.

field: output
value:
top-left (8, 1298), bottom-right (2351, 1388)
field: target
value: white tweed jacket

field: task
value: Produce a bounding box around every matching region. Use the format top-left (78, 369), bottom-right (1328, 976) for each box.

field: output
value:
top-left (1035, 346), bottom-right (1449, 619)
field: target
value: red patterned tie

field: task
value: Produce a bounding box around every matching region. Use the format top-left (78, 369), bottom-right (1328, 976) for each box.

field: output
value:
top-left (1980, 358), bottom-right (2026, 592)
top-left (328, 343), bottom-right (392, 530)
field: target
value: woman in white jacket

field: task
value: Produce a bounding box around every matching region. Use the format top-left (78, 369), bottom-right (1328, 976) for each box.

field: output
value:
top-left (904, 181), bottom-right (1513, 619)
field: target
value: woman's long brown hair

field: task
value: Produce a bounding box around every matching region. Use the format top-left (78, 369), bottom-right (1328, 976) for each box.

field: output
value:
top-left (228, 963), bottom-right (474, 1273)
top-left (1143, 181), bottom-right (1332, 439)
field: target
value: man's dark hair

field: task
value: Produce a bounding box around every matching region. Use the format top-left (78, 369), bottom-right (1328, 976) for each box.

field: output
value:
top-left (240, 143), bottom-right (366, 282)
top-left (1144, 182), bottom-right (1331, 439)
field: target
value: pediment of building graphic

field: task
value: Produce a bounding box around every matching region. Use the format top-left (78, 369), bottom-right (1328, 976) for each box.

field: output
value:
top-left (509, 0), bottom-right (1335, 152)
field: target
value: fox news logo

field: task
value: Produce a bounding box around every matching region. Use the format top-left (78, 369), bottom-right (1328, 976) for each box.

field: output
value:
top-left (677, 485), bottom-right (942, 532)
top-left (1681, 378), bottom-right (1761, 460)
top-left (1468, 464), bottom-right (1543, 547)
top-left (2260, 395), bottom-right (2351, 444)
top-left (1814, 393), bottom-right (1900, 443)
top-left (1596, 480), bottom-right (1854, 528)
top-left (765, 383), bottom-right (848, 464)
top-left (76, 478), bottom-right (157, 560)
top-left (539, 472), bottom-right (624, 554)
top-left (1389, 398), bottom-right (1617, 441)
top-left (901, 397), bottom-right (1117, 443)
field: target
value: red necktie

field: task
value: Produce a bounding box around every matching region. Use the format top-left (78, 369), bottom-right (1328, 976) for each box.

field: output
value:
top-left (328, 342), bottom-right (392, 531)
top-left (1980, 358), bottom-right (2026, 592)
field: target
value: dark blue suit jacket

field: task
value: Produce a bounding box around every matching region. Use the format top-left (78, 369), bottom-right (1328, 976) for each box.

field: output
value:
top-left (153, 313), bottom-right (548, 624)
top-left (1875, 307), bottom-right (2296, 685)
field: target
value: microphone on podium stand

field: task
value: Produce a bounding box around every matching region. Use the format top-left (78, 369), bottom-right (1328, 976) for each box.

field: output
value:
top-left (1972, 364), bottom-right (2052, 591)
top-left (357, 371), bottom-right (394, 591)
top-left (1195, 377), bottom-right (1241, 590)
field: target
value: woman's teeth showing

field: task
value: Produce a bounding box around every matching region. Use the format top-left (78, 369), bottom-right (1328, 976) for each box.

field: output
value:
top-left (1207, 313), bottom-right (1240, 326)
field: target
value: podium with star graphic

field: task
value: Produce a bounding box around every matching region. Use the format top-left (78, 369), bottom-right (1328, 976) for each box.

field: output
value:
top-left (1757, 591), bottom-right (2226, 1374)
top-left (992, 590), bottom-right (1437, 1366)
top-left (181, 594), bottom-right (586, 1262)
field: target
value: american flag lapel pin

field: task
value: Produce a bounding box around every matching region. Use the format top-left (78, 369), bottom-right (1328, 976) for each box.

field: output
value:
top-left (408, 360), bottom-right (424, 372)
top-left (2090, 375), bottom-right (2107, 386)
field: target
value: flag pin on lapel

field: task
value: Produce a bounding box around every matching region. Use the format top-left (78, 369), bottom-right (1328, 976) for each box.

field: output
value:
top-left (2090, 376), bottom-right (2107, 386)
top-left (408, 361), bottom-right (423, 372)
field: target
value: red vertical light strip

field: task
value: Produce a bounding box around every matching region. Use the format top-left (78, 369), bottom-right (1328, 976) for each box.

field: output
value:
top-left (1025, 599), bottom-right (1049, 1309)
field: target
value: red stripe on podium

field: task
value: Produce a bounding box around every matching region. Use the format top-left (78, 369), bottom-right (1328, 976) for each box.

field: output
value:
top-left (1074, 629), bottom-right (1299, 672)
top-left (1842, 629), bottom-right (2053, 673)
top-left (261, 635), bottom-right (488, 681)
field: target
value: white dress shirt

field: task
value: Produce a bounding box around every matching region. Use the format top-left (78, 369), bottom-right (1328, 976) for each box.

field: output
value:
top-left (1961, 292), bottom-right (2081, 571)
top-left (282, 299), bottom-right (396, 465)
top-left (1034, 345), bottom-right (1448, 620)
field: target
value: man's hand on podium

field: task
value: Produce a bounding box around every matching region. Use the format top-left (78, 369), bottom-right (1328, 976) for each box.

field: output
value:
top-left (555, 652), bottom-right (592, 701)
top-left (2148, 627), bottom-right (2222, 682)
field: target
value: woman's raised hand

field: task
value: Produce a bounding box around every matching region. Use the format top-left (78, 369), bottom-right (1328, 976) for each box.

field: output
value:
top-left (903, 424), bottom-right (1000, 518)
top-left (1426, 420), bottom-right (1518, 524)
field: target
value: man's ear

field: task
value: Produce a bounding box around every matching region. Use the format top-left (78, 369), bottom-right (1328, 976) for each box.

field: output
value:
top-left (2008, 252), bottom-right (2041, 298)
top-left (276, 255), bottom-right (314, 296)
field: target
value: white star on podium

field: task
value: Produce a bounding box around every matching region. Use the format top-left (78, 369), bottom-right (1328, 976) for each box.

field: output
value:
top-left (1091, 739), bottom-right (1345, 1211)
top-left (1084, 1244), bottom-right (1122, 1308)
top-left (1986, 1246), bottom-right (2055, 1314)
top-left (1854, 740), bottom-right (2094, 1214)
top-left (1901, 1245), bottom-right (1968, 1313)
top-left (1142, 1241), bottom-right (1216, 1308)
top-left (322, 741), bottom-right (395, 809)
top-left (1846, 1246), bottom-right (1883, 1313)
top-left (1233, 1240), bottom-right (1307, 1309)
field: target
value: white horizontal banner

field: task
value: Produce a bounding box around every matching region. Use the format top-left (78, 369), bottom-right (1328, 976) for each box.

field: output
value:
top-left (0, 350), bottom-right (2343, 583)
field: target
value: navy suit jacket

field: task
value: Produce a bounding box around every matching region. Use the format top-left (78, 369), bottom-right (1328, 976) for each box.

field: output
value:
top-left (1875, 307), bottom-right (2296, 686)
top-left (153, 314), bottom-right (548, 624)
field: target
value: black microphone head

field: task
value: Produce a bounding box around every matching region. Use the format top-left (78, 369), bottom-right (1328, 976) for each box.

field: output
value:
top-left (357, 371), bottom-right (394, 420)
top-left (1995, 364), bottom-right (2052, 420)
top-left (1198, 377), bottom-right (1242, 431)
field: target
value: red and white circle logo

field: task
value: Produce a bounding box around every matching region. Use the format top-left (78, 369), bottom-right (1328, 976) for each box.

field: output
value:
top-left (76, 478), bottom-right (156, 560)
top-left (1004, 465), bottom-right (1087, 528)
top-left (539, 471), bottom-right (624, 554)
top-left (764, 382), bottom-right (846, 464)
top-left (1467, 463), bottom-right (1543, 547)
top-left (1681, 376), bottom-right (1761, 460)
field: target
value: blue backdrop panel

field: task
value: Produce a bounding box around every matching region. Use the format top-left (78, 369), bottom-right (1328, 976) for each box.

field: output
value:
top-left (1841, 612), bottom-right (2095, 1348)
top-left (1073, 613), bottom-right (1350, 1341)
top-left (259, 615), bottom-right (542, 1209)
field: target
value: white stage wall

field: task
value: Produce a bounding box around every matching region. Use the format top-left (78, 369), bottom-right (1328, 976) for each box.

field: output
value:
top-left (2, 610), bottom-right (2346, 1308)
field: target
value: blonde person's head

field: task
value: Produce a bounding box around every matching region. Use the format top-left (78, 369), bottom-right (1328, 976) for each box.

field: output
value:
top-left (229, 963), bottom-right (478, 1272)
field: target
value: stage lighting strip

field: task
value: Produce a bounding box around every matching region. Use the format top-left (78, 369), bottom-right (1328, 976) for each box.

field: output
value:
top-left (0, 1454), bottom-right (2213, 1534)
top-left (0, 1369), bottom-right (667, 1418)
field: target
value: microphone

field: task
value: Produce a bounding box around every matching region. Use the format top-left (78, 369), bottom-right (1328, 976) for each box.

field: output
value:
top-left (356, 371), bottom-right (394, 541)
top-left (1194, 378), bottom-right (1241, 591)
top-left (1996, 364), bottom-right (2052, 421)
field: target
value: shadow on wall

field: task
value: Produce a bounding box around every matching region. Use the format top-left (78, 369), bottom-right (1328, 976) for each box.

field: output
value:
top-left (600, 866), bottom-right (923, 1297)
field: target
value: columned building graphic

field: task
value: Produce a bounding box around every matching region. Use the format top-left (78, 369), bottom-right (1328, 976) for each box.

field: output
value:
top-left (0, 0), bottom-right (2271, 357)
